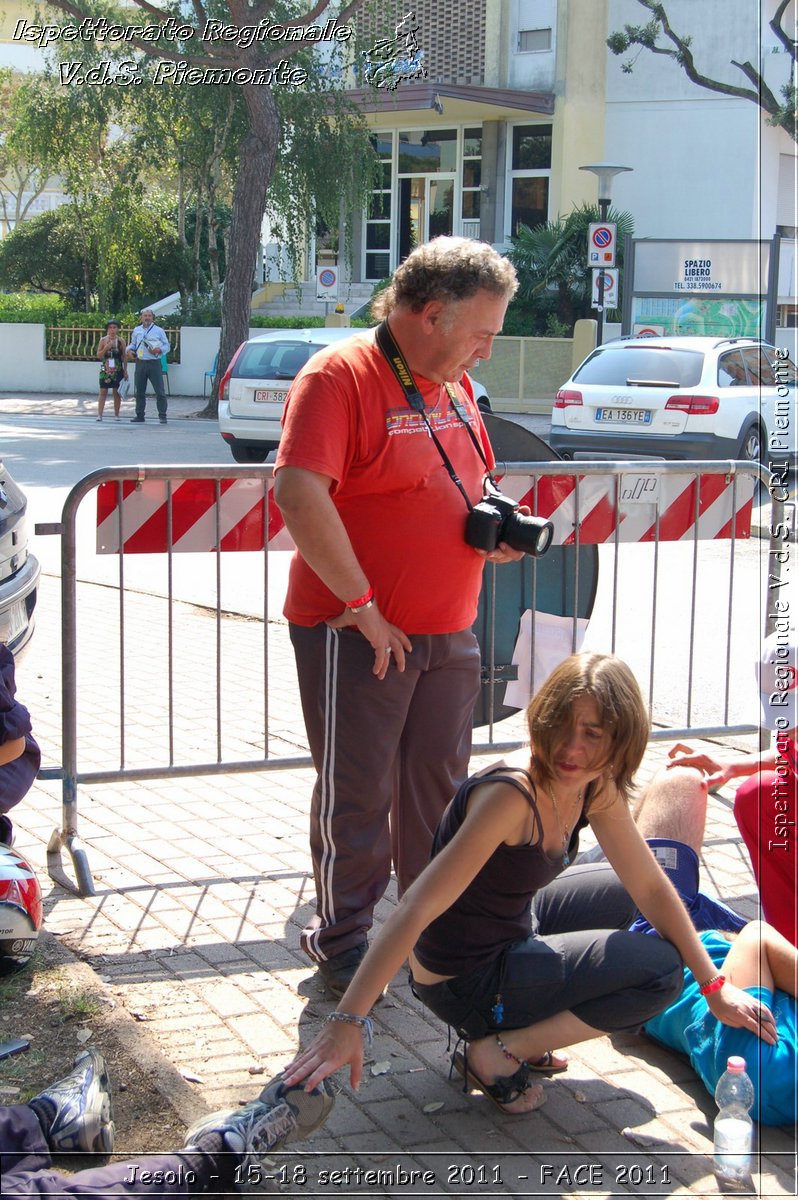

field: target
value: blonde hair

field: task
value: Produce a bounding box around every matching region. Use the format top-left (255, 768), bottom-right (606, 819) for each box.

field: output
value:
top-left (526, 653), bottom-right (649, 804)
top-left (371, 236), bottom-right (518, 319)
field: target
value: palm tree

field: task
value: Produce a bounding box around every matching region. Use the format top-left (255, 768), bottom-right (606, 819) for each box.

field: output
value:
top-left (509, 203), bottom-right (635, 332)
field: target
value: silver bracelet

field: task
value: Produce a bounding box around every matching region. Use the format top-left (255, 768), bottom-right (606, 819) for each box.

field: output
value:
top-left (324, 1011), bottom-right (374, 1046)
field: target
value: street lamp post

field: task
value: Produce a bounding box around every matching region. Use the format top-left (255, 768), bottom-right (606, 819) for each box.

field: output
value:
top-left (579, 162), bottom-right (632, 345)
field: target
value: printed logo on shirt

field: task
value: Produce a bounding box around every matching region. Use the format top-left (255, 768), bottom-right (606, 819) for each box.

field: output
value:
top-left (385, 405), bottom-right (475, 437)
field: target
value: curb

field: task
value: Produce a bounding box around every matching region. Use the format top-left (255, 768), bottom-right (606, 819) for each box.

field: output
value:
top-left (38, 930), bottom-right (210, 1130)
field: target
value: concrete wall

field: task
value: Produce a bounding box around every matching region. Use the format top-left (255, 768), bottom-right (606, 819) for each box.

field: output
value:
top-left (469, 335), bottom-right (573, 410)
top-left (0, 326), bottom-right (222, 396)
top-left (0, 323), bottom-right (577, 406)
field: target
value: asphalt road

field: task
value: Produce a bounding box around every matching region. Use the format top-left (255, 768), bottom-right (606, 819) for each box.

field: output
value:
top-left (1, 403), bottom-right (778, 742)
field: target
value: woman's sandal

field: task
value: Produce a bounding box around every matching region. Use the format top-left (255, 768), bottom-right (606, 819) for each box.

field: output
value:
top-left (526, 1049), bottom-right (568, 1074)
top-left (452, 1050), bottom-right (546, 1115)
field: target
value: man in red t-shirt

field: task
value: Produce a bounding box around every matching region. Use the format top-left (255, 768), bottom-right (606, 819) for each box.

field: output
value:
top-left (668, 629), bottom-right (798, 947)
top-left (274, 238), bottom-right (521, 995)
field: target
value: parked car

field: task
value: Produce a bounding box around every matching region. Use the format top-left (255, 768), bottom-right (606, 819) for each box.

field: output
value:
top-left (0, 461), bottom-right (40, 656)
top-left (549, 335), bottom-right (797, 463)
top-left (218, 327), bottom-right (492, 462)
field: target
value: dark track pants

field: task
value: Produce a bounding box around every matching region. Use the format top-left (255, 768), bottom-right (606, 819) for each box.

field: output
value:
top-left (412, 862), bottom-right (684, 1037)
top-left (133, 359), bottom-right (167, 418)
top-left (290, 622), bottom-right (481, 963)
top-left (1, 1105), bottom-right (217, 1197)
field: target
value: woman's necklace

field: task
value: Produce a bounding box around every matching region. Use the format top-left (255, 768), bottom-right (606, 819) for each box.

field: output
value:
top-left (547, 785), bottom-right (583, 865)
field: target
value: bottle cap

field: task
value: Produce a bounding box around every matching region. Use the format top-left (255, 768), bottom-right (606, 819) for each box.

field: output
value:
top-left (727, 1055), bottom-right (746, 1071)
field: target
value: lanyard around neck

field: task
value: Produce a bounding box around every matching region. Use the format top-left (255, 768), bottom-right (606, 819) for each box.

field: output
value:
top-left (375, 321), bottom-right (491, 513)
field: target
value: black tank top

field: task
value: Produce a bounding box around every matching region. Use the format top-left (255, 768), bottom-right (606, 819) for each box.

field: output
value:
top-left (413, 766), bottom-right (585, 976)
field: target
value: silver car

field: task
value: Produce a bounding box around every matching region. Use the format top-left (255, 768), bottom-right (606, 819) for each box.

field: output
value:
top-left (0, 461), bottom-right (40, 655)
top-left (218, 326), bottom-right (493, 463)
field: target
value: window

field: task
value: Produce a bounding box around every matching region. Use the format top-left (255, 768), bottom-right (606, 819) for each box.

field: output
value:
top-left (397, 129), bottom-right (457, 174)
top-left (508, 123), bottom-right (552, 237)
top-left (518, 27), bottom-right (552, 52)
top-left (365, 134), bottom-right (393, 281)
top-left (461, 127), bottom-right (482, 222)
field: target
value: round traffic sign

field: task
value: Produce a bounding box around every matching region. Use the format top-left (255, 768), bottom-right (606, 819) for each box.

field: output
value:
top-left (318, 268), bottom-right (336, 288)
top-left (592, 226), bottom-right (612, 248)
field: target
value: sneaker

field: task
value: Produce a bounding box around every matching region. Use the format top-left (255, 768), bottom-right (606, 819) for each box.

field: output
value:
top-left (130, 417), bottom-right (145, 423)
top-left (316, 942), bottom-right (367, 998)
top-left (30, 1048), bottom-right (114, 1154)
top-left (159, 416), bottom-right (167, 424)
top-left (183, 1076), bottom-right (333, 1178)
top-left (259, 1072), bottom-right (335, 1142)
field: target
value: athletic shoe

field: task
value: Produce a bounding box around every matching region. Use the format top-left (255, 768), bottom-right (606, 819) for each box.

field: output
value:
top-left (316, 942), bottom-right (367, 998)
top-left (159, 416), bottom-right (167, 424)
top-left (184, 1076), bottom-right (333, 1178)
top-left (29, 1048), bottom-right (114, 1154)
top-left (130, 417), bottom-right (145, 423)
top-left (258, 1072), bottom-right (335, 1141)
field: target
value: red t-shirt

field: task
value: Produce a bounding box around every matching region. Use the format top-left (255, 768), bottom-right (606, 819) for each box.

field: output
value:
top-left (274, 330), bottom-right (495, 632)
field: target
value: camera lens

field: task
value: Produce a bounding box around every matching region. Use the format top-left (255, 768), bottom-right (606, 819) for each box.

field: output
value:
top-left (503, 512), bottom-right (554, 557)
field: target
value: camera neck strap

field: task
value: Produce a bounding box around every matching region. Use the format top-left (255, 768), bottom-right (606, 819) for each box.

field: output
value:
top-left (375, 320), bottom-right (491, 514)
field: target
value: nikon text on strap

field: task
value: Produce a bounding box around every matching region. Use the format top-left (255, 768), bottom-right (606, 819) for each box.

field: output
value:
top-left (375, 321), bottom-right (492, 514)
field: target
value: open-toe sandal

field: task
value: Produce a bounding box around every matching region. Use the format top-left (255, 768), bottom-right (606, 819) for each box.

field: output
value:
top-left (526, 1050), bottom-right (568, 1074)
top-left (452, 1050), bottom-right (545, 1115)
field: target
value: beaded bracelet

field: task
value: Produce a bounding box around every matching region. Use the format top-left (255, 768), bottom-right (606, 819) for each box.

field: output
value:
top-left (324, 1011), bottom-right (374, 1046)
top-left (699, 973), bottom-right (726, 996)
top-left (347, 585), bottom-right (374, 612)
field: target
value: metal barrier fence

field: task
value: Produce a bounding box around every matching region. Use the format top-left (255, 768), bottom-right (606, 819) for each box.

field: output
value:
top-left (45, 325), bottom-right (181, 362)
top-left (39, 459), bottom-right (777, 896)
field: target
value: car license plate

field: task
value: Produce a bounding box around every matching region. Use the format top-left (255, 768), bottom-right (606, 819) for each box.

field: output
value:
top-left (254, 389), bottom-right (288, 404)
top-left (595, 408), bottom-right (652, 424)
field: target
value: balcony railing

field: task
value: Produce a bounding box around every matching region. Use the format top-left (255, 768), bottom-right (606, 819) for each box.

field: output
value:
top-left (46, 326), bottom-right (181, 362)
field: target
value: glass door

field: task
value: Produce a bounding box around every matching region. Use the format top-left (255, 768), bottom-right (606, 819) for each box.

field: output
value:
top-left (398, 176), bottom-right (455, 260)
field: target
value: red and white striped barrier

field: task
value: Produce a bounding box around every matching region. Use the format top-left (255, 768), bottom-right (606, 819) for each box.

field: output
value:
top-left (498, 470), bottom-right (754, 545)
top-left (96, 470), bottom-right (754, 554)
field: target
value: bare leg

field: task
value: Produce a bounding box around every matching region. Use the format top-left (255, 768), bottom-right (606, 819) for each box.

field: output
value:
top-left (723, 919), bottom-right (798, 996)
top-left (97, 388), bottom-right (108, 420)
top-left (111, 387), bottom-right (122, 417)
top-left (632, 766), bottom-right (708, 852)
top-left (465, 1012), bottom-right (600, 1114)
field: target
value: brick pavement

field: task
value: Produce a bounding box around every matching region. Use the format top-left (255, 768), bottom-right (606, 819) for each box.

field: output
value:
top-left (6, 475), bottom-right (796, 1197)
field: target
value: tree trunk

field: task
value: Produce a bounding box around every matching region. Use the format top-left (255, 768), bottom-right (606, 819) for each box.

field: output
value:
top-left (201, 87), bottom-right (280, 417)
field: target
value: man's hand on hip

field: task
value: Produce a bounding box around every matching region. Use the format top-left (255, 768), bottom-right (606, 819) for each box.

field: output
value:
top-left (326, 603), bottom-right (412, 679)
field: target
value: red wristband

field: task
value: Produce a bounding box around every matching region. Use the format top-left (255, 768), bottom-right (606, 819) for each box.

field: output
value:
top-left (699, 974), bottom-right (725, 996)
top-left (347, 585), bottom-right (373, 611)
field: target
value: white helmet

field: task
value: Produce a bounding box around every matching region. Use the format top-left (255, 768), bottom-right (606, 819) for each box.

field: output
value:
top-left (0, 845), bottom-right (42, 975)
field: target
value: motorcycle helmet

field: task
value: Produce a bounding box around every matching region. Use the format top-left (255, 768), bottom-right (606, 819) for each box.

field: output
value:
top-left (0, 845), bottom-right (43, 975)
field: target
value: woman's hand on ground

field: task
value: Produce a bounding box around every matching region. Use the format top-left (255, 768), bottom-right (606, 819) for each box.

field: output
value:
top-left (282, 1021), bottom-right (365, 1091)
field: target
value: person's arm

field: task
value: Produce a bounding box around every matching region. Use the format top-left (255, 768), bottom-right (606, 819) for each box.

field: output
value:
top-left (126, 330), bottom-right (138, 361)
top-left (273, 466), bottom-right (413, 677)
top-left (666, 745), bottom-right (775, 789)
top-left (282, 779), bottom-right (532, 1090)
top-left (156, 327), bottom-right (170, 354)
top-left (0, 735), bottom-right (26, 766)
top-left (97, 336), bottom-right (109, 361)
top-left (120, 338), bottom-right (129, 377)
top-left (591, 804), bottom-right (778, 1042)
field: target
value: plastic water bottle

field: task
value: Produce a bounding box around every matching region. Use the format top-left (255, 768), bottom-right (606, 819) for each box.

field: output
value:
top-left (713, 1056), bottom-right (754, 1184)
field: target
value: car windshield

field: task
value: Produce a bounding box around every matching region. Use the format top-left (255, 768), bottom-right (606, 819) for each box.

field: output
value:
top-left (574, 346), bottom-right (705, 388)
top-left (234, 341), bottom-right (323, 380)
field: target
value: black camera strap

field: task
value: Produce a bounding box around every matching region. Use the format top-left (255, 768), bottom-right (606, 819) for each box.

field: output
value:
top-left (375, 320), bottom-right (491, 514)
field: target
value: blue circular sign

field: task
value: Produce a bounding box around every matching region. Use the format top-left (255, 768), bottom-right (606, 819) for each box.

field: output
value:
top-left (319, 269), bottom-right (336, 287)
top-left (593, 227), bottom-right (612, 248)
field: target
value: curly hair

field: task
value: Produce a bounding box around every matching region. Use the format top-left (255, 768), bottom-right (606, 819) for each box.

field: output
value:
top-left (526, 653), bottom-right (650, 804)
top-left (371, 236), bottom-right (518, 319)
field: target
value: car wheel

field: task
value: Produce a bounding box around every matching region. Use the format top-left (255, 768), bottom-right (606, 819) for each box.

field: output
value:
top-left (737, 423), bottom-right (763, 464)
top-left (230, 444), bottom-right (269, 464)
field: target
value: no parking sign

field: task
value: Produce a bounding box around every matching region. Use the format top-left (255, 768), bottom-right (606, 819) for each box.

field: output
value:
top-left (315, 265), bottom-right (339, 301)
top-left (588, 222), bottom-right (616, 266)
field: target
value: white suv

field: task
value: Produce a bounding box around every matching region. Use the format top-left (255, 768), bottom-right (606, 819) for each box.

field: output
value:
top-left (549, 336), bottom-right (796, 464)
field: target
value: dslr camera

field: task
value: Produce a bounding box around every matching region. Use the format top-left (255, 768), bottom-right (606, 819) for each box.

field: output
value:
top-left (466, 479), bottom-right (554, 558)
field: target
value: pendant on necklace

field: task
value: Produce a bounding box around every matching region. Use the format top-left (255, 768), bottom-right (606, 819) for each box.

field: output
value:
top-left (562, 850), bottom-right (570, 866)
